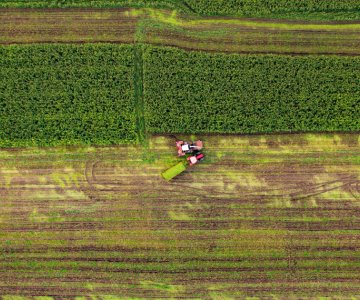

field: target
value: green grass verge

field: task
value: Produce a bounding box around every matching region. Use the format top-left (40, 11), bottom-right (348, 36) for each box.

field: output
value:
top-left (0, 44), bottom-right (137, 147)
top-left (143, 45), bottom-right (360, 134)
top-left (1, 0), bottom-right (360, 21)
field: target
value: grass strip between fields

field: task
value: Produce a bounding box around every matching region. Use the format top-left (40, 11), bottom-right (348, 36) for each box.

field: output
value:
top-left (133, 45), bottom-right (146, 144)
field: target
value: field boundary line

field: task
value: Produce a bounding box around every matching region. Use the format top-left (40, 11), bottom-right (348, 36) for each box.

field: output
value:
top-left (133, 44), bottom-right (146, 145)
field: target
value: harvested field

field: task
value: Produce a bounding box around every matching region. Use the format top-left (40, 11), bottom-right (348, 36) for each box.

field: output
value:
top-left (0, 134), bottom-right (359, 298)
top-left (141, 10), bottom-right (360, 55)
top-left (2, 8), bottom-right (360, 55)
top-left (0, 8), bottom-right (136, 44)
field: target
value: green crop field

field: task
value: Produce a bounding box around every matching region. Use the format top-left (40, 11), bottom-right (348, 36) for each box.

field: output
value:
top-left (185, 0), bottom-right (360, 20)
top-left (143, 45), bottom-right (360, 134)
top-left (0, 44), bottom-right (137, 147)
top-left (1, 43), bottom-right (359, 147)
top-left (2, 0), bottom-right (360, 20)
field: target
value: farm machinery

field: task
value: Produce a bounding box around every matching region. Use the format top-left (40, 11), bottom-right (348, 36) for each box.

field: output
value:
top-left (161, 140), bottom-right (205, 181)
top-left (176, 140), bottom-right (203, 156)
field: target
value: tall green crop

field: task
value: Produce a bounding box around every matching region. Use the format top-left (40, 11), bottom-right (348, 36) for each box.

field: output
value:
top-left (0, 44), bottom-right (137, 147)
top-left (1, 0), bottom-right (360, 20)
top-left (184, 0), bottom-right (360, 20)
top-left (143, 46), bottom-right (360, 134)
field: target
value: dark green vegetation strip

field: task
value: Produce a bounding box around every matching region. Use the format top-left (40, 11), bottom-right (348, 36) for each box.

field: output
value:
top-left (143, 46), bottom-right (360, 134)
top-left (185, 0), bottom-right (360, 20)
top-left (0, 0), bottom-right (188, 10)
top-left (1, 0), bottom-right (360, 20)
top-left (1, 44), bottom-right (360, 147)
top-left (0, 44), bottom-right (137, 147)
top-left (133, 45), bottom-right (146, 144)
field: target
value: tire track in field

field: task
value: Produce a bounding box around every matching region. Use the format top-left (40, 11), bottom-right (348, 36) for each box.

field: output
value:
top-left (86, 158), bottom-right (360, 204)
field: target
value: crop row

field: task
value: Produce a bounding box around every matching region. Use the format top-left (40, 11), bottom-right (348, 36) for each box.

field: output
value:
top-left (0, 44), bottom-right (137, 147)
top-left (184, 0), bottom-right (360, 20)
top-left (0, 0), bottom-right (186, 10)
top-left (143, 45), bottom-right (360, 134)
top-left (1, 0), bottom-right (360, 20)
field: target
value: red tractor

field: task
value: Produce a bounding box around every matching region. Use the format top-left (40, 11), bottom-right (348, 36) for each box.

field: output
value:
top-left (187, 152), bottom-right (205, 166)
top-left (176, 140), bottom-right (203, 157)
top-left (162, 139), bottom-right (205, 180)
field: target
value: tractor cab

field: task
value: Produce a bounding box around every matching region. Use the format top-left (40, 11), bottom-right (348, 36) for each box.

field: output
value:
top-left (176, 140), bottom-right (203, 156)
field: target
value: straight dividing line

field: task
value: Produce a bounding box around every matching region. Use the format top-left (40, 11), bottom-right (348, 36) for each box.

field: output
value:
top-left (134, 16), bottom-right (149, 147)
top-left (133, 44), bottom-right (146, 146)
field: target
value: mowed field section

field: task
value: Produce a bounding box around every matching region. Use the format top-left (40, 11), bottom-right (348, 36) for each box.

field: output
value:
top-left (0, 9), bottom-right (137, 44)
top-left (0, 134), bottom-right (359, 298)
top-left (2, 8), bottom-right (360, 55)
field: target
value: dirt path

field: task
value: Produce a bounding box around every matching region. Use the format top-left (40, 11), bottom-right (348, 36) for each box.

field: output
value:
top-left (0, 133), bottom-right (359, 297)
top-left (2, 8), bottom-right (360, 55)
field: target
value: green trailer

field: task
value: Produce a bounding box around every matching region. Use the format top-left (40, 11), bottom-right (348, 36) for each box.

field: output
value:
top-left (161, 162), bottom-right (187, 181)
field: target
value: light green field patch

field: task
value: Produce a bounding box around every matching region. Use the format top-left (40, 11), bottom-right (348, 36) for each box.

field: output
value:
top-left (215, 137), bottom-right (249, 149)
top-left (268, 196), bottom-right (293, 208)
top-left (140, 281), bottom-right (185, 293)
top-left (2, 297), bottom-right (29, 300)
top-left (228, 171), bottom-right (266, 189)
top-left (305, 134), bottom-right (343, 151)
top-left (209, 292), bottom-right (235, 300)
top-left (0, 166), bottom-right (19, 188)
top-left (24, 188), bottom-right (88, 202)
top-left (51, 167), bottom-right (83, 188)
top-left (135, 8), bottom-right (360, 31)
top-left (320, 189), bottom-right (359, 203)
top-left (149, 135), bottom-right (171, 149)
top-left (168, 210), bottom-right (192, 220)
top-left (29, 208), bottom-right (65, 223)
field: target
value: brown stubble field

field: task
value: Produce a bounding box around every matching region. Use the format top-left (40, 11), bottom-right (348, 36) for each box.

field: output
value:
top-left (0, 134), bottom-right (359, 298)
top-left (0, 9), bottom-right (137, 44)
top-left (2, 8), bottom-right (360, 55)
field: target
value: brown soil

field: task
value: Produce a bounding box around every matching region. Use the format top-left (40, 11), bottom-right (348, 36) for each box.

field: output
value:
top-left (0, 8), bottom-right (137, 44)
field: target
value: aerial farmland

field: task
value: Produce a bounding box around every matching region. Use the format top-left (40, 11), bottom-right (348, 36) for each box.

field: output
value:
top-left (0, 1), bottom-right (359, 299)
